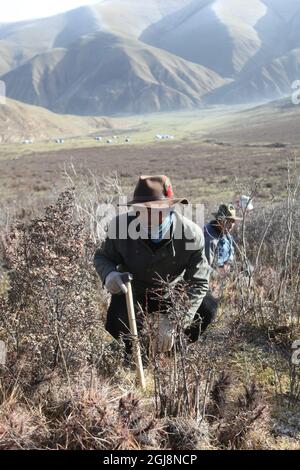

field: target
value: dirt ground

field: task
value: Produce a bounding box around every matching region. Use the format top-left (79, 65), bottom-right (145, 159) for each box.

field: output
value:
top-left (0, 140), bottom-right (294, 219)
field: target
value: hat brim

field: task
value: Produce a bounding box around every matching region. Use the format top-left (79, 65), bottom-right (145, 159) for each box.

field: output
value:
top-left (118, 198), bottom-right (188, 208)
top-left (212, 213), bottom-right (243, 221)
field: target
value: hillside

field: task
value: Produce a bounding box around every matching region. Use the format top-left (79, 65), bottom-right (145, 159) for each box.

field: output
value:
top-left (141, 0), bottom-right (268, 77)
top-left (204, 48), bottom-right (300, 105)
top-left (0, 98), bottom-right (118, 143)
top-left (1, 32), bottom-right (225, 116)
top-left (1, 0), bottom-right (300, 113)
top-left (0, 1), bottom-right (189, 74)
top-left (205, 96), bottom-right (300, 143)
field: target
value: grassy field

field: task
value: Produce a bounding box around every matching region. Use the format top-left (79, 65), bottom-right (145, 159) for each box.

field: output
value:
top-left (0, 139), bottom-right (292, 212)
top-left (0, 104), bottom-right (298, 217)
top-left (0, 106), bottom-right (241, 159)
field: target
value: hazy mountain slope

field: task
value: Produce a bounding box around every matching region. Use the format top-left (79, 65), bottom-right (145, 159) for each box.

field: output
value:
top-left (262, 0), bottom-right (300, 22)
top-left (2, 32), bottom-right (226, 115)
top-left (141, 0), bottom-right (300, 104)
top-left (0, 42), bottom-right (14, 75)
top-left (204, 48), bottom-right (300, 104)
top-left (0, 0), bottom-right (190, 45)
top-left (1, 0), bottom-right (300, 112)
top-left (0, 39), bottom-right (46, 76)
top-left (0, 6), bottom-right (104, 74)
top-left (141, 0), bottom-right (269, 77)
top-left (0, 6), bottom-right (106, 50)
top-left (90, 0), bottom-right (192, 37)
top-left (0, 1), bottom-right (190, 73)
top-left (287, 9), bottom-right (300, 51)
top-left (237, 0), bottom-right (300, 78)
top-left (205, 0), bottom-right (300, 104)
top-left (0, 98), bottom-right (117, 143)
top-left (205, 95), bottom-right (300, 144)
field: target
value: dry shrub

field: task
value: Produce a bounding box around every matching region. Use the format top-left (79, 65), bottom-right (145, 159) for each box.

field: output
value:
top-left (143, 283), bottom-right (206, 420)
top-left (217, 406), bottom-right (268, 450)
top-left (215, 382), bottom-right (269, 450)
top-left (164, 418), bottom-right (211, 450)
top-left (0, 188), bottom-right (106, 384)
top-left (241, 203), bottom-right (300, 269)
top-left (50, 377), bottom-right (116, 449)
top-left (0, 395), bottom-right (48, 450)
top-left (141, 279), bottom-right (239, 428)
top-left (209, 371), bottom-right (231, 419)
top-left (95, 339), bottom-right (126, 380)
top-left (48, 374), bottom-right (158, 450)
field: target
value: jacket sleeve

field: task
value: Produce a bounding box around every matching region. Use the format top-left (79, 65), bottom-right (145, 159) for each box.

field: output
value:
top-left (93, 219), bottom-right (124, 284)
top-left (205, 238), bottom-right (213, 267)
top-left (205, 230), bottom-right (218, 268)
top-left (183, 231), bottom-right (210, 328)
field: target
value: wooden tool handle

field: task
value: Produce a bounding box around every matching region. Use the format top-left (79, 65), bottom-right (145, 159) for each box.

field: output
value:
top-left (122, 275), bottom-right (146, 391)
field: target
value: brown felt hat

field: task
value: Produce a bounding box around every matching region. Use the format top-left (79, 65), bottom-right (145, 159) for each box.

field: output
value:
top-left (119, 175), bottom-right (188, 207)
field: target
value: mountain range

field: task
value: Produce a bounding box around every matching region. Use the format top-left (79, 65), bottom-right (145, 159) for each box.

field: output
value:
top-left (1, 0), bottom-right (300, 115)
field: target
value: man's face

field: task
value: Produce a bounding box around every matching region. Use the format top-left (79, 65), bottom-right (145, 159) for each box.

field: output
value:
top-left (136, 207), bottom-right (172, 229)
top-left (218, 218), bottom-right (236, 234)
top-left (224, 219), bottom-right (236, 233)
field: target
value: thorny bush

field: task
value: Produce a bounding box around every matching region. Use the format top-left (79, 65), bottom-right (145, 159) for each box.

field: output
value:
top-left (0, 189), bottom-right (106, 384)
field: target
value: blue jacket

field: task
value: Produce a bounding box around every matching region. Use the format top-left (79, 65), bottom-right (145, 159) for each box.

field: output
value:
top-left (204, 222), bottom-right (235, 268)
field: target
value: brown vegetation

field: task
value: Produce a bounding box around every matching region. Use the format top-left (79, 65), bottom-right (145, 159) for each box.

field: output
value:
top-left (0, 160), bottom-right (299, 450)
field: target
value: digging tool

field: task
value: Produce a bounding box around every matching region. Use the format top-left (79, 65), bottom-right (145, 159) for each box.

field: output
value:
top-left (0, 340), bottom-right (7, 366)
top-left (121, 272), bottom-right (146, 391)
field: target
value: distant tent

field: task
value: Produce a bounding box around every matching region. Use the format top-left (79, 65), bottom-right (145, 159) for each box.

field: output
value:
top-left (155, 134), bottom-right (174, 140)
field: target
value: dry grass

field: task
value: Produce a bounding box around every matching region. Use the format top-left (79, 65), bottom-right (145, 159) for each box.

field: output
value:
top-left (0, 140), bottom-right (293, 217)
top-left (0, 148), bottom-right (299, 450)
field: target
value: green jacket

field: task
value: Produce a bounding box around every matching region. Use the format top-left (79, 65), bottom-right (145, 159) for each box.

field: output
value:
top-left (94, 211), bottom-right (210, 327)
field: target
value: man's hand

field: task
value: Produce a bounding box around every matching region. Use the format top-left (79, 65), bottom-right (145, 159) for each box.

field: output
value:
top-left (217, 263), bottom-right (231, 274)
top-left (105, 271), bottom-right (128, 295)
top-left (153, 315), bottom-right (175, 353)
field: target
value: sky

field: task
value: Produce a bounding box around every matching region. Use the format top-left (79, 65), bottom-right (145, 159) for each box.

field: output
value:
top-left (0, 0), bottom-right (102, 23)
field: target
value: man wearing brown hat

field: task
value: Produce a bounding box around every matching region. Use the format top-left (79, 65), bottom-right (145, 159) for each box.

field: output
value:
top-left (204, 203), bottom-right (242, 272)
top-left (94, 175), bottom-right (211, 353)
